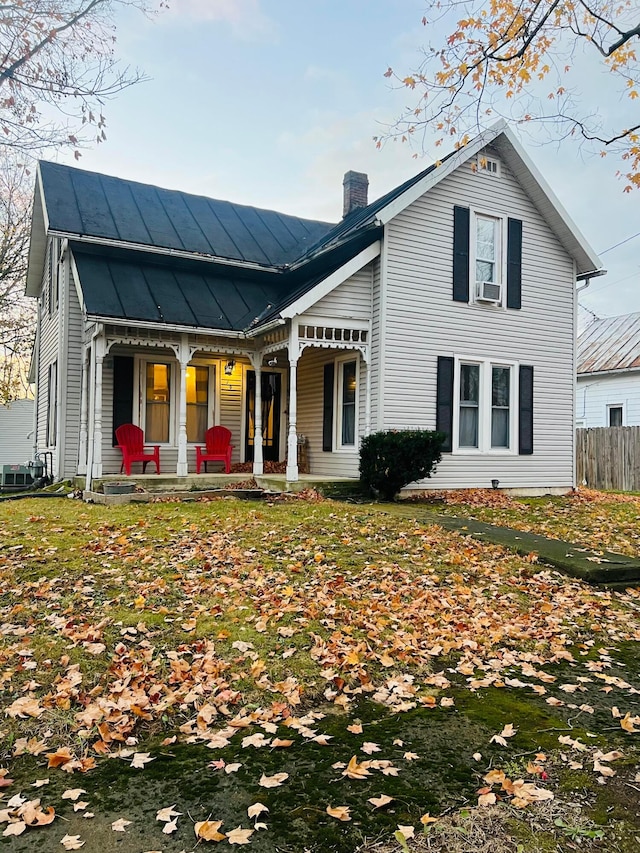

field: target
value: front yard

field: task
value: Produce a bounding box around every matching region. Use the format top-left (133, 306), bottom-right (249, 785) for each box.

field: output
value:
top-left (0, 491), bottom-right (638, 851)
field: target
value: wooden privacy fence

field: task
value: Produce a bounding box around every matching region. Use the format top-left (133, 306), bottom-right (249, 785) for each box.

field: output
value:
top-left (576, 427), bottom-right (640, 492)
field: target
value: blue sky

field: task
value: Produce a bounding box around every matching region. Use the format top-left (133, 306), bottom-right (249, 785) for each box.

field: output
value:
top-left (56, 0), bottom-right (639, 317)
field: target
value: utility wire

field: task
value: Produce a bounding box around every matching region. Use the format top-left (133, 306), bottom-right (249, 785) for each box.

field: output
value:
top-left (599, 230), bottom-right (640, 255)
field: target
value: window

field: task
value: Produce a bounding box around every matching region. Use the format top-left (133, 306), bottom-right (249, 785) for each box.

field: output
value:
top-left (186, 365), bottom-right (209, 443)
top-left (46, 361), bottom-right (57, 446)
top-left (145, 362), bottom-right (171, 443)
top-left (455, 359), bottom-right (515, 452)
top-left (473, 213), bottom-right (504, 303)
top-left (453, 206), bottom-right (522, 308)
top-left (336, 357), bottom-right (358, 448)
top-left (477, 154), bottom-right (500, 175)
top-left (459, 363), bottom-right (479, 448)
top-left (608, 405), bottom-right (623, 427)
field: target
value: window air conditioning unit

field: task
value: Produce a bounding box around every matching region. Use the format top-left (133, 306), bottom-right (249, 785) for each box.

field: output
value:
top-left (476, 281), bottom-right (502, 303)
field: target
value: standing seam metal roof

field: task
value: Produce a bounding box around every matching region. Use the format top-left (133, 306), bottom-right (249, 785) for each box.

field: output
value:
top-left (577, 312), bottom-right (640, 374)
top-left (39, 161), bottom-right (335, 267)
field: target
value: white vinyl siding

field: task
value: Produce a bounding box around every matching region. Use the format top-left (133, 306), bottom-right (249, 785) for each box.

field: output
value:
top-left (35, 238), bottom-right (61, 475)
top-left (310, 265), bottom-right (373, 319)
top-left (380, 148), bottom-right (576, 490)
top-left (577, 372), bottom-right (640, 427)
top-left (296, 347), bottom-right (366, 478)
top-left (0, 400), bottom-right (34, 465)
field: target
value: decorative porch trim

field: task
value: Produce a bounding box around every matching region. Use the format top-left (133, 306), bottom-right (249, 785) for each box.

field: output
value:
top-left (298, 317), bottom-right (370, 363)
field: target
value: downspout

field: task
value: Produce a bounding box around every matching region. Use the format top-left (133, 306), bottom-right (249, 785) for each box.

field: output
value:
top-left (32, 296), bottom-right (42, 461)
top-left (84, 325), bottom-right (100, 494)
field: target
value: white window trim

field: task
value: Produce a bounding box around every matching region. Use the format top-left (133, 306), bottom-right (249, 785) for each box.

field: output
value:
top-left (452, 356), bottom-right (518, 454)
top-left (477, 153), bottom-right (501, 176)
top-left (135, 356), bottom-right (176, 446)
top-left (606, 402), bottom-right (625, 427)
top-left (334, 353), bottom-right (360, 452)
top-left (469, 208), bottom-right (508, 309)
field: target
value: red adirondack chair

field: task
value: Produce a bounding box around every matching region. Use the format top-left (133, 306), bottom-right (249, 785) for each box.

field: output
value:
top-left (115, 424), bottom-right (161, 475)
top-left (195, 426), bottom-right (233, 474)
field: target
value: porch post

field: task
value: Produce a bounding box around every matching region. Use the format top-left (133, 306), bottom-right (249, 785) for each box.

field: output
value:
top-left (78, 347), bottom-right (89, 474)
top-left (177, 335), bottom-right (189, 477)
top-left (286, 321), bottom-right (299, 482)
top-left (364, 353), bottom-right (371, 436)
top-left (252, 356), bottom-right (264, 477)
top-left (91, 335), bottom-right (105, 479)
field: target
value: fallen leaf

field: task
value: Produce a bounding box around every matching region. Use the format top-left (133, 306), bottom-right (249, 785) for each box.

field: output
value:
top-left (60, 834), bottom-right (85, 849)
top-left (3, 821), bottom-right (26, 836)
top-left (420, 813), bottom-right (438, 825)
top-left (62, 789), bottom-right (87, 802)
top-left (130, 752), bottom-right (154, 769)
top-left (156, 805), bottom-right (182, 822)
top-left (195, 820), bottom-right (226, 841)
top-left (227, 826), bottom-right (254, 844)
top-left (225, 763), bottom-right (242, 774)
top-left (111, 818), bottom-right (131, 832)
top-left (163, 818), bottom-right (178, 834)
top-left (247, 803), bottom-right (268, 819)
top-left (326, 805), bottom-right (351, 821)
top-left (342, 755), bottom-right (371, 779)
top-left (368, 794), bottom-right (393, 808)
top-left (478, 792), bottom-right (497, 806)
top-left (397, 824), bottom-right (415, 839)
top-left (259, 773), bottom-right (289, 788)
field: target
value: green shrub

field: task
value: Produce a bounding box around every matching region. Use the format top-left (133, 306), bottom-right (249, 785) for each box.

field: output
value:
top-left (359, 429), bottom-right (445, 501)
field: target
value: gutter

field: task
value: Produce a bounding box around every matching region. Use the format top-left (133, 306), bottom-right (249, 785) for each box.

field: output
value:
top-left (576, 268), bottom-right (607, 286)
top-left (87, 315), bottom-right (248, 339)
top-left (577, 366), bottom-right (640, 379)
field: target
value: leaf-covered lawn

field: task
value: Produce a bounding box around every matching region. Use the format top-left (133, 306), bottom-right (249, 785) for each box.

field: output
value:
top-left (422, 488), bottom-right (640, 556)
top-left (0, 494), bottom-right (638, 851)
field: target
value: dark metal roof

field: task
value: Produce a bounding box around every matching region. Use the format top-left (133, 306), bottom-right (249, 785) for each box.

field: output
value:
top-left (40, 161), bottom-right (335, 267)
top-left (577, 312), bottom-right (640, 374)
top-left (71, 243), bottom-right (286, 330)
top-left (70, 224), bottom-right (382, 331)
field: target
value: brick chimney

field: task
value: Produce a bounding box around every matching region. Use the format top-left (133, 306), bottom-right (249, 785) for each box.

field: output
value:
top-left (342, 170), bottom-right (369, 217)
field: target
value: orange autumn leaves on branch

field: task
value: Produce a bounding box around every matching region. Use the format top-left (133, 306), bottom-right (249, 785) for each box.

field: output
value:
top-left (381, 0), bottom-right (640, 189)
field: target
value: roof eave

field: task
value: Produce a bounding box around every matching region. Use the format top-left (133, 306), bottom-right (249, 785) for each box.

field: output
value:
top-left (25, 164), bottom-right (48, 297)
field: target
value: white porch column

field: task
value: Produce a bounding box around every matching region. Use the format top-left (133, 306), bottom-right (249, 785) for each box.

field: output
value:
top-left (77, 348), bottom-right (89, 474)
top-left (177, 335), bottom-right (189, 477)
top-left (252, 357), bottom-right (264, 476)
top-left (91, 335), bottom-right (105, 479)
top-left (364, 353), bottom-right (371, 436)
top-left (286, 321), bottom-right (299, 482)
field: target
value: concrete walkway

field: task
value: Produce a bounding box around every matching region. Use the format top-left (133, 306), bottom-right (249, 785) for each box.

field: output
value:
top-left (373, 503), bottom-right (640, 589)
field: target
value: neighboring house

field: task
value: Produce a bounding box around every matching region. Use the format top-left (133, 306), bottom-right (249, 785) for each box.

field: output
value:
top-left (25, 120), bottom-right (602, 492)
top-left (577, 310), bottom-right (640, 428)
top-left (0, 399), bottom-right (34, 465)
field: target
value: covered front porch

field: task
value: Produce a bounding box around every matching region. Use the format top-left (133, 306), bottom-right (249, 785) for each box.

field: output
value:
top-left (80, 315), bottom-right (370, 490)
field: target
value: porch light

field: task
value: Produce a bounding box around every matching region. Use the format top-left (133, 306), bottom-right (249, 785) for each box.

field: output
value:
top-left (224, 359), bottom-right (236, 376)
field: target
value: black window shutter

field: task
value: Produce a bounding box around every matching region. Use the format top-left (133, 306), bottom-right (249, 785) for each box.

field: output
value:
top-left (436, 356), bottom-right (454, 452)
top-left (322, 363), bottom-right (334, 452)
top-left (112, 356), bottom-right (134, 446)
top-left (453, 206), bottom-right (470, 302)
top-left (518, 365), bottom-right (534, 455)
top-left (506, 218), bottom-right (523, 309)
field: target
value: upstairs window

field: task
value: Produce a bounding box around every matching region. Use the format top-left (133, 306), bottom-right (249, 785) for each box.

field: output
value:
top-left (474, 213), bottom-right (503, 304)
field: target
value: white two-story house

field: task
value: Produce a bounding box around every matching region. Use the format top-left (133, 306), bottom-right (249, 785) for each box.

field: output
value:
top-left (26, 121), bottom-right (603, 492)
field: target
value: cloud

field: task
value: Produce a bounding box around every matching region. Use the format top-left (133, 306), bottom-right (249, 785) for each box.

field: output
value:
top-left (166, 0), bottom-right (277, 41)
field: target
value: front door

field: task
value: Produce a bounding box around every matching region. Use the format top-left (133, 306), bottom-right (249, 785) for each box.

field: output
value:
top-left (245, 371), bottom-right (282, 462)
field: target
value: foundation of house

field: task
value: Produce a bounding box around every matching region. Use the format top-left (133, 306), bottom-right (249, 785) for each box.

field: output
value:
top-left (78, 473), bottom-right (363, 504)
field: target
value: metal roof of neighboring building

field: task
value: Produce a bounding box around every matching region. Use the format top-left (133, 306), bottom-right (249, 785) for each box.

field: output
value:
top-left (40, 161), bottom-right (334, 267)
top-left (577, 311), bottom-right (640, 374)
